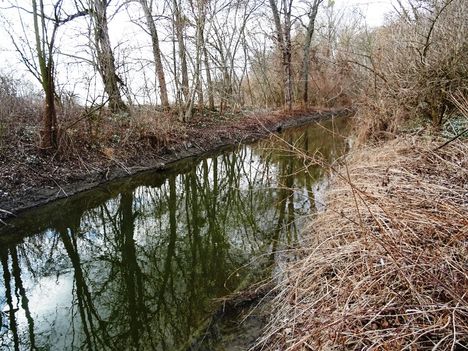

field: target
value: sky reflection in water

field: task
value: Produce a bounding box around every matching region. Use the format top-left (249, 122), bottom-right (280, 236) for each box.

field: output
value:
top-left (0, 117), bottom-right (349, 351)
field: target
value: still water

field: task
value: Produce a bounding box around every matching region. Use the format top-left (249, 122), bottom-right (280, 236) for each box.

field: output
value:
top-left (0, 117), bottom-right (349, 351)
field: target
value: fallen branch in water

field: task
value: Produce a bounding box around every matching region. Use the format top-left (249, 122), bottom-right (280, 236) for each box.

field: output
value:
top-left (215, 281), bottom-right (276, 315)
top-left (0, 208), bottom-right (14, 225)
top-left (434, 128), bottom-right (468, 151)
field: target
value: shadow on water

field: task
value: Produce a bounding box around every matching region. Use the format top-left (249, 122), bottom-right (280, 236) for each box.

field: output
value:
top-left (0, 116), bottom-right (349, 350)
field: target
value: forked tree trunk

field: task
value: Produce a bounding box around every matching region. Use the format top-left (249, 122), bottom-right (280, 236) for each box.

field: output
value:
top-left (269, 0), bottom-right (293, 110)
top-left (92, 0), bottom-right (127, 113)
top-left (139, 0), bottom-right (170, 109)
top-left (301, 0), bottom-right (322, 105)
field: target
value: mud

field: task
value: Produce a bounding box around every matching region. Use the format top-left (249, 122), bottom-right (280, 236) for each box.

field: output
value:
top-left (0, 109), bottom-right (350, 220)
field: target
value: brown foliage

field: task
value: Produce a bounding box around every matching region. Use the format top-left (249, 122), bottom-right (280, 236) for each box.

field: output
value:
top-left (352, 0), bottom-right (468, 141)
top-left (257, 136), bottom-right (468, 350)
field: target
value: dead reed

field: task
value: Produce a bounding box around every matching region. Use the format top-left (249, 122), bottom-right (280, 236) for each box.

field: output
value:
top-left (257, 136), bottom-right (468, 350)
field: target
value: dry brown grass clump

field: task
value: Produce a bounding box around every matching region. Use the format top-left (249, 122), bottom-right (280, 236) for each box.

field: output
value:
top-left (257, 137), bottom-right (468, 350)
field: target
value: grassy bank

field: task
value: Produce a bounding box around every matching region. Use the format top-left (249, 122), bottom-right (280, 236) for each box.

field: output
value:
top-left (258, 135), bottom-right (468, 350)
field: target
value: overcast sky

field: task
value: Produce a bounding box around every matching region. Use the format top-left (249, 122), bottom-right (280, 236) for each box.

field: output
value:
top-left (340, 0), bottom-right (394, 27)
top-left (0, 0), bottom-right (394, 103)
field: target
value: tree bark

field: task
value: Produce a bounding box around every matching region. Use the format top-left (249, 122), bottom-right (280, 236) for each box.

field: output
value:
top-left (269, 0), bottom-right (293, 110)
top-left (173, 0), bottom-right (189, 105)
top-left (139, 0), bottom-right (170, 109)
top-left (194, 21), bottom-right (203, 110)
top-left (202, 29), bottom-right (215, 110)
top-left (32, 0), bottom-right (58, 149)
top-left (301, 0), bottom-right (322, 105)
top-left (283, 0), bottom-right (293, 111)
top-left (91, 0), bottom-right (127, 113)
top-left (171, 16), bottom-right (184, 121)
top-left (42, 72), bottom-right (58, 149)
top-left (194, 0), bottom-right (205, 111)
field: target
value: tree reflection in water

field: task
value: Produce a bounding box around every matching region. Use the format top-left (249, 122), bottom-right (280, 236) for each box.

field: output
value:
top-left (0, 117), bottom-right (349, 350)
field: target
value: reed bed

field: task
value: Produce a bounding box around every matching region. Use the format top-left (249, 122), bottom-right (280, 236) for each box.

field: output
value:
top-left (257, 136), bottom-right (468, 350)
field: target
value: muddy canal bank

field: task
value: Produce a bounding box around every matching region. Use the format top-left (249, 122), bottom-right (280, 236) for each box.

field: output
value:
top-left (0, 117), bottom-right (350, 350)
top-left (0, 108), bottom-right (350, 220)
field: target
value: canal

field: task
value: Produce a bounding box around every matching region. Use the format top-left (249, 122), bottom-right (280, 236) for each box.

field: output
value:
top-left (0, 116), bottom-right (349, 350)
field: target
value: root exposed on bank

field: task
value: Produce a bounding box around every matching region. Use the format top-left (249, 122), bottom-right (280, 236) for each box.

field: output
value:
top-left (257, 137), bottom-right (468, 350)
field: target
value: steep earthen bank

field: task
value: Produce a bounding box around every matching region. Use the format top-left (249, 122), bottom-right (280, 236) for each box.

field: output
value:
top-left (0, 108), bottom-right (350, 220)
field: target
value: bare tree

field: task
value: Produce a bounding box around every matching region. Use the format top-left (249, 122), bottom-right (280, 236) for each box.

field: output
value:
top-left (301, 0), bottom-right (323, 104)
top-left (182, 0), bottom-right (201, 121)
top-left (201, 6), bottom-right (215, 111)
top-left (138, 0), bottom-right (170, 109)
top-left (87, 0), bottom-right (127, 113)
top-left (32, 0), bottom-right (59, 149)
top-left (3, 0), bottom-right (87, 149)
top-left (172, 0), bottom-right (189, 110)
top-left (269, 0), bottom-right (293, 110)
top-left (192, 0), bottom-right (204, 110)
top-left (207, 0), bottom-right (257, 112)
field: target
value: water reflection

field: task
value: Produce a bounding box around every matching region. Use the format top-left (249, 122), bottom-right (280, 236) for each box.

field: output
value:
top-left (0, 117), bottom-right (349, 350)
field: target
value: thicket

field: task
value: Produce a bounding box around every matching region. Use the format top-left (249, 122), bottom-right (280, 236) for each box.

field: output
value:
top-left (1, 0), bottom-right (355, 157)
top-left (257, 1), bottom-right (468, 349)
top-left (350, 0), bottom-right (468, 140)
top-left (1, 0), bottom-right (466, 155)
top-left (258, 134), bottom-right (468, 350)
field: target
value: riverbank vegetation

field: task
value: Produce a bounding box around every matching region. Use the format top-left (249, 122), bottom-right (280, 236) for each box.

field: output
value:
top-left (0, 0), bottom-right (466, 162)
top-left (0, 0), bottom-right (358, 212)
top-left (255, 0), bottom-right (468, 349)
top-left (1, 0), bottom-right (467, 347)
top-left (0, 0), bottom-right (352, 152)
top-left (258, 136), bottom-right (468, 349)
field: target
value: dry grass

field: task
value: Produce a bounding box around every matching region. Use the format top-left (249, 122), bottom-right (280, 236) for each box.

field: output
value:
top-left (257, 136), bottom-right (468, 350)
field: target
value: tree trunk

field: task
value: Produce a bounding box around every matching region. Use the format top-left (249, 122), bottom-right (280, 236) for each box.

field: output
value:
top-left (282, 0), bottom-right (293, 111)
top-left (195, 23), bottom-right (204, 111)
top-left (32, 0), bottom-right (58, 149)
top-left (202, 30), bottom-right (215, 110)
top-left (301, 0), bottom-right (322, 105)
top-left (139, 0), bottom-right (170, 109)
top-left (42, 74), bottom-right (58, 149)
top-left (173, 0), bottom-right (189, 105)
top-left (269, 0), bottom-right (293, 110)
top-left (92, 0), bottom-right (127, 113)
top-left (195, 0), bottom-right (205, 111)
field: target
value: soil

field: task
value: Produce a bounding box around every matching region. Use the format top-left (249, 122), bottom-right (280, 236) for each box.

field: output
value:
top-left (0, 108), bottom-right (350, 220)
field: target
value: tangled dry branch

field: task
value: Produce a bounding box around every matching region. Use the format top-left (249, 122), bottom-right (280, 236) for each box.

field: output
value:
top-left (257, 136), bottom-right (468, 350)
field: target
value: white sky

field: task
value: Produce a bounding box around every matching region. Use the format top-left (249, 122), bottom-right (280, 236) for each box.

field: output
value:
top-left (338, 0), bottom-right (394, 27)
top-left (0, 0), bottom-right (394, 104)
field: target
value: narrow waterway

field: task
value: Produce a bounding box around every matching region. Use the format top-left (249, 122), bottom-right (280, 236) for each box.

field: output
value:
top-left (0, 116), bottom-right (349, 351)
